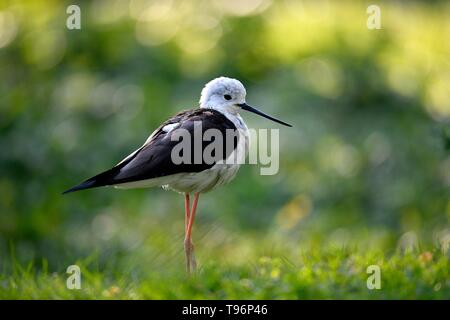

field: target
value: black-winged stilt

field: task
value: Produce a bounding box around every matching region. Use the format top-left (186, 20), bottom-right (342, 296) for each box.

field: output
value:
top-left (63, 77), bottom-right (291, 273)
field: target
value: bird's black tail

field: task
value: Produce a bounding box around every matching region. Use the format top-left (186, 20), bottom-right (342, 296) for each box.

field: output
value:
top-left (62, 179), bottom-right (99, 194)
top-left (62, 167), bottom-right (120, 194)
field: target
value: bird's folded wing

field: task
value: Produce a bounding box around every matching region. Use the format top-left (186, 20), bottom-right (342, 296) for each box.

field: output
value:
top-left (63, 108), bottom-right (238, 193)
top-left (64, 108), bottom-right (238, 194)
top-left (111, 108), bottom-right (238, 184)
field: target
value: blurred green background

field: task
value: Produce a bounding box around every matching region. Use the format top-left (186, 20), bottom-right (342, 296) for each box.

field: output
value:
top-left (0, 0), bottom-right (449, 298)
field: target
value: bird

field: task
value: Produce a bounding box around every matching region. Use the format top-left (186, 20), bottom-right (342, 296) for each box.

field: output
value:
top-left (63, 77), bottom-right (292, 273)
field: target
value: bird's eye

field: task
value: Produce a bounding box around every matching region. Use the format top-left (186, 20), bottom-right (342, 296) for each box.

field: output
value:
top-left (224, 94), bottom-right (232, 101)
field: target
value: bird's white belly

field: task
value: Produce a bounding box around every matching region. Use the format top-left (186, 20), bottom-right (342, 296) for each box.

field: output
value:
top-left (163, 163), bottom-right (241, 193)
top-left (114, 163), bottom-right (241, 193)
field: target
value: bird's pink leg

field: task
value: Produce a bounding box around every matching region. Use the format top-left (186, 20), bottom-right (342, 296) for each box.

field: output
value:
top-left (184, 192), bottom-right (199, 273)
top-left (184, 193), bottom-right (191, 272)
top-left (184, 193), bottom-right (190, 233)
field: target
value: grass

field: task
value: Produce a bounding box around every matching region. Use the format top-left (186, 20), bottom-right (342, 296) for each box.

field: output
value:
top-left (1, 243), bottom-right (448, 299)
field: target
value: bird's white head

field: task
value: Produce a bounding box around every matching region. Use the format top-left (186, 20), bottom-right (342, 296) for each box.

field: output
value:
top-left (199, 76), bottom-right (292, 127)
top-left (199, 77), bottom-right (246, 114)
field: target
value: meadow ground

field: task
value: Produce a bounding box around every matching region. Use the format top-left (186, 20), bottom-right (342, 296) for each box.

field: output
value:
top-left (1, 238), bottom-right (448, 299)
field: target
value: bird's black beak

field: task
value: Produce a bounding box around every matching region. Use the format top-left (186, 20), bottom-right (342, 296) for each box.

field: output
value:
top-left (238, 103), bottom-right (292, 127)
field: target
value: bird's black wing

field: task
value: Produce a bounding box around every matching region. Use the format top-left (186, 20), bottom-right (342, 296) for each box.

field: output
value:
top-left (63, 108), bottom-right (238, 193)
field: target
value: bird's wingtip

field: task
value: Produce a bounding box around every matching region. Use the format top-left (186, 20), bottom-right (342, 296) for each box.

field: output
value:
top-left (62, 180), bottom-right (97, 195)
top-left (61, 188), bottom-right (76, 195)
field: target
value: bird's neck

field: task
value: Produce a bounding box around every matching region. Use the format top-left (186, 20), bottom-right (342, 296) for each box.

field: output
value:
top-left (201, 104), bottom-right (247, 131)
top-left (224, 111), bottom-right (248, 132)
